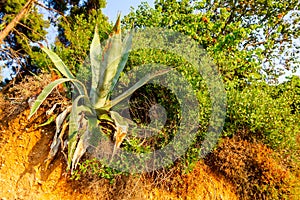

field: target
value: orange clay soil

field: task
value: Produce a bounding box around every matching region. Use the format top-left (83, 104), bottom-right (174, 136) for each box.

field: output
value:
top-left (0, 75), bottom-right (238, 200)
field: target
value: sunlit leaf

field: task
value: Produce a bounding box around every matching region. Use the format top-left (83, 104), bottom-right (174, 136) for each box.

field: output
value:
top-left (90, 26), bottom-right (102, 104)
top-left (28, 78), bottom-right (75, 119)
top-left (67, 95), bottom-right (86, 170)
top-left (95, 15), bottom-right (123, 108)
top-left (41, 45), bottom-right (75, 79)
top-left (110, 30), bottom-right (133, 92)
top-left (36, 114), bottom-right (56, 128)
top-left (109, 68), bottom-right (171, 108)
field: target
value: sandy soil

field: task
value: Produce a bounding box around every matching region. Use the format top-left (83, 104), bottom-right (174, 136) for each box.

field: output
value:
top-left (0, 107), bottom-right (238, 200)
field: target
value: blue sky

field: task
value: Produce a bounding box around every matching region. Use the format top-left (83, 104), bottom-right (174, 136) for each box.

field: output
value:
top-left (103, 0), bottom-right (154, 22)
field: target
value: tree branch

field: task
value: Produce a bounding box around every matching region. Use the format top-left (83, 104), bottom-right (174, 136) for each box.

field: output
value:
top-left (243, 38), bottom-right (290, 50)
top-left (0, 0), bottom-right (37, 44)
top-left (17, 21), bottom-right (48, 45)
top-left (34, 1), bottom-right (66, 19)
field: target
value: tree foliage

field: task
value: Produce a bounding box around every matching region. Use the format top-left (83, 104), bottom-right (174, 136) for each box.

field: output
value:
top-left (124, 0), bottom-right (300, 85)
top-left (0, 0), bottom-right (49, 77)
top-left (123, 0), bottom-right (300, 170)
top-left (0, 0), bottom-right (110, 84)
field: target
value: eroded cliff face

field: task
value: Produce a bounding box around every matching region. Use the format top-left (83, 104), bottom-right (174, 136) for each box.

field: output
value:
top-left (0, 74), bottom-right (237, 200)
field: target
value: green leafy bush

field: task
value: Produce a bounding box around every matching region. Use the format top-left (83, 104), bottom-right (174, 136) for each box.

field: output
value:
top-left (125, 48), bottom-right (212, 168)
top-left (71, 158), bottom-right (122, 182)
top-left (225, 81), bottom-right (300, 157)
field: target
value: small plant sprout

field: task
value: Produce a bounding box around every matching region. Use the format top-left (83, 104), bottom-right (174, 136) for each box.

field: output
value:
top-left (28, 15), bottom-right (170, 173)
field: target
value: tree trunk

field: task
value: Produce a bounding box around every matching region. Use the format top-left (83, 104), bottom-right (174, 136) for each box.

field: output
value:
top-left (0, 0), bottom-right (36, 44)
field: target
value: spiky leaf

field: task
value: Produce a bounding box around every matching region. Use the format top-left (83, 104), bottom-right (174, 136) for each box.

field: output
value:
top-left (71, 116), bottom-right (97, 172)
top-left (28, 78), bottom-right (75, 119)
top-left (109, 69), bottom-right (171, 108)
top-left (48, 106), bottom-right (72, 160)
top-left (41, 45), bottom-right (75, 79)
top-left (67, 95), bottom-right (84, 170)
top-left (95, 14), bottom-right (123, 108)
top-left (67, 95), bottom-right (93, 171)
top-left (90, 26), bottom-right (102, 104)
top-left (110, 30), bottom-right (133, 92)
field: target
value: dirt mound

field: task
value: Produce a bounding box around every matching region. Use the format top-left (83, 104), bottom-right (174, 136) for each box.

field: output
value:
top-left (0, 74), bottom-right (238, 199)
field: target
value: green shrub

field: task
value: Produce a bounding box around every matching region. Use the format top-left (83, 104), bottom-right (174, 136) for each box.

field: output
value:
top-left (125, 48), bottom-right (212, 168)
top-left (225, 81), bottom-right (300, 156)
top-left (71, 158), bottom-right (122, 183)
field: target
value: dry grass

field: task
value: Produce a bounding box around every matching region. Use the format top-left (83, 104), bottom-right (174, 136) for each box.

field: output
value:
top-left (205, 137), bottom-right (299, 200)
top-left (140, 162), bottom-right (238, 200)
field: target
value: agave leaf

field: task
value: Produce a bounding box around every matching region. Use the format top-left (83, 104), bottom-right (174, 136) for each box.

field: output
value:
top-left (109, 69), bottom-right (171, 108)
top-left (28, 78), bottom-right (76, 120)
top-left (67, 95), bottom-right (93, 171)
top-left (90, 26), bottom-right (102, 104)
top-left (71, 135), bottom-right (85, 172)
top-left (109, 111), bottom-right (132, 163)
top-left (47, 106), bottom-right (72, 161)
top-left (110, 126), bottom-right (127, 163)
top-left (71, 115), bottom-right (88, 172)
top-left (99, 113), bottom-right (113, 122)
top-left (110, 111), bottom-right (133, 130)
top-left (40, 45), bottom-right (75, 79)
top-left (57, 106), bottom-right (72, 132)
top-left (40, 45), bottom-right (88, 102)
top-left (36, 114), bottom-right (56, 128)
top-left (110, 111), bottom-right (128, 134)
top-left (110, 30), bottom-right (133, 93)
top-left (67, 95), bottom-right (83, 171)
top-left (95, 15), bottom-right (123, 108)
top-left (71, 116), bottom-right (97, 172)
top-left (59, 121), bottom-right (69, 161)
top-left (112, 14), bottom-right (121, 35)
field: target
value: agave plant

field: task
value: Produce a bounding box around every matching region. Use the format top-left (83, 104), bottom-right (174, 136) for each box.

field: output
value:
top-left (28, 15), bottom-right (170, 173)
